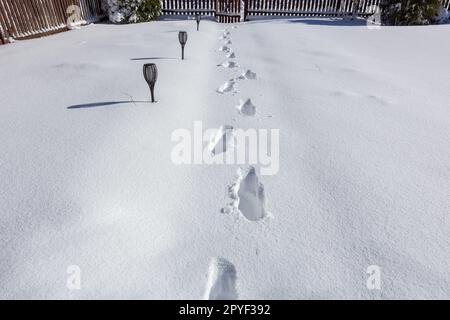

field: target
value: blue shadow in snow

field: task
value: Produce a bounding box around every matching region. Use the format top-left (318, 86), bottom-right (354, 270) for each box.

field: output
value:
top-left (286, 18), bottom-right (368, 26)
top-left (130, 57), bottom-right (177, 61)
top-left (67, 101), bottom-right (149, 109)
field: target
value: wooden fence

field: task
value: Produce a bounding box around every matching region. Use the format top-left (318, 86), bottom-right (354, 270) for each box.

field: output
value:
top-left (0, 0), bottom-right (105, 44)
top-left (160, 0), bottom-right (216, 16)
top-left (247, 0), bottom-right (380, 18)
top-left (161, 0), bottom-right (450, 23)
top-left (1, 0), bottom-right (450, 44)
top-left (160, 0), bottom-right (383, 22)
top-left (159, 0), bottom-right (240, 23)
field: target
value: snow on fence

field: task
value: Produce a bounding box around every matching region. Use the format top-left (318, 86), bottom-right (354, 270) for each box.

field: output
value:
top-left (246, 0), bottom-right (381, 18)
top-left (161, 0), bottom-right (450, 23)
top-left (1, 0), bottom-right (449, 44)
top-left (160, 0), bottom-right (216, 16)
top-left (160, 0), bottom-right (383, 22)
top-left (0, 0), bottom-right (105, 44)
top-left (216, 0), bottom-right (241, 22)
top-left (159, 0), bottom-right (241, 23)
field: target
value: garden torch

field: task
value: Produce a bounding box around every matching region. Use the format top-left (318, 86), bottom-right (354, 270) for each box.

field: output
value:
top-left (143, 63), bottom-right (158, 103)
top-left (178, 31), bottom-right (188, 60)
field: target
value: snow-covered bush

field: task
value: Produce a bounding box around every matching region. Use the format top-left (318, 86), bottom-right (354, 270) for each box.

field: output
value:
top-left (0, 24), bottom-right (13, 43)
top-left (434, 6), bottom-right (449, 24)
top-left (380, 0), bottom-right (442, 25)
top-left (136, 0), bottom-right (161, 22)
top-left (104, 0), bottom-right (160, 24)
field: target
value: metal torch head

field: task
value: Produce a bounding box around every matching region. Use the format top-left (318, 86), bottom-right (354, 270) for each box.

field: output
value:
top-left (178, 31), bottom-right (188, 46)
top-left (143, 63), bottom-right (158, 85)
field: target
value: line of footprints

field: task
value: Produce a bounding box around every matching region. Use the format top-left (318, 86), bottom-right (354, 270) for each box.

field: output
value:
top-left (203, 26), bottom-right (269, 300)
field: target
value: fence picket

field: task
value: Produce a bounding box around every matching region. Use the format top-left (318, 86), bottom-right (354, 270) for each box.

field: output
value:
top-left (0, 0), bottom-right (104, 43)
top-left (1, 0), bottom-right (449, 44)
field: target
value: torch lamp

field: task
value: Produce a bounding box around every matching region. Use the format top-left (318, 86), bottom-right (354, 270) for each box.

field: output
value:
top-left (143, 63), bottom-right (158, 103)
top-left (178, 31), bottom-right (188, 60)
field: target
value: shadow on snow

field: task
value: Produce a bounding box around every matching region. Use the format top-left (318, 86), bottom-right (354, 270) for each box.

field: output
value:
top-left (67, 101), bottom-right (150, 109)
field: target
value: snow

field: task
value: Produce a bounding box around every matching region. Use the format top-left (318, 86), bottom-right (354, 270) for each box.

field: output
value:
top-left (209, 125), bottom-right (234, 156)
top-left (204, 257), bottom-right (238, 300)
top-left (219, 45), bottom-right (232, 53)
top-left (237, 69), bottom-right (257, 80)
top-left (222, 166), bottom-right (268, 222)
top-left (436, 7), bottom-right (450, 24)
top-left (217, 79), bottom-right (237, 94)
top-left (236, 98), bottom-right (256, 116)
top-left (0, 18), bottom-right (450, 299)
top-left (217, 60), bottom-right (239, 68)
top-left (227, 52), bottom-right (236, 59)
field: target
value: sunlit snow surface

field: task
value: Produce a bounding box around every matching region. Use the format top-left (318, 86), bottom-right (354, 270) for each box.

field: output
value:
top-left (0, 18), bottom-right (449, 299)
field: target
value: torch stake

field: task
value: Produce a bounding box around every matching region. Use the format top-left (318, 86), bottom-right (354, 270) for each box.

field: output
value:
top-left (150, 84), bottom-right (155, 103)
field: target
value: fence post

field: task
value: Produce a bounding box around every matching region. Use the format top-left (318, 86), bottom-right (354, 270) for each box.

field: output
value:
top-left (336, 0), bottom-right (342, 17)
top-left (0, 25), bottom-right (5, 44)
top-left (352, 0), bottom-right (360, 19)
top-left (242, 0), bottom-right (248, 22)
top-left (56, 0), bottom-right (68, 25)
top-left (215, 0), bottom-right (218, 21)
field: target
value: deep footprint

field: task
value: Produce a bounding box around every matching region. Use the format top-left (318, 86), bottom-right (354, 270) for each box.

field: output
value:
top-left (204, 257), bottom-right (238, 300)
top-left (208, 125), bottom-right (234, 155)
top-left (217, 61), bottom-right (239, 68)
top-left (237, 69), bottom-right (257, 80)
top-left (217, 79), bottom-right (236, 94)
top-left (219, 45), bottom-right (231, 53)
top-left (236, 98), bottom-right (256, 116)
top-left (237, 167), bottom-right (267, 221)
top-left (222, 167), bottom-right (268, 221)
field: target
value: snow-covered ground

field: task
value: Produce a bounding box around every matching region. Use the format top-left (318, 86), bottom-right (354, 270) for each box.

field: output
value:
top-left (0, 18), bottom-right (449, 299)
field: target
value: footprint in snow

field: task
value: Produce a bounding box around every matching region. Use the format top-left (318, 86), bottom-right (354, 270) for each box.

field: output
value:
top-left (222, 167), bottom-right (268, 221)
top-left (237, 167), bottom-right (268, 221)
top-left (219, 45), bottom-right (231, 53)
top-left (204, 257), bottom-right (238, 300)
top-left (208, 125), bottom-right (234, 155)
top-left (223, 39), bottom-right (232, 45)
top-left (217, 80), bottom-right (236, 94)
top-left (219, 33), bottom-right (231, 39)
top-left (236, 98), bottom-right (256, 116)
top-left (227, 52), bottom-right (236, 59)
top-left (236, 69), bottom-right (257, 80)
top-left (216, 61), bottom-right (239, 68)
